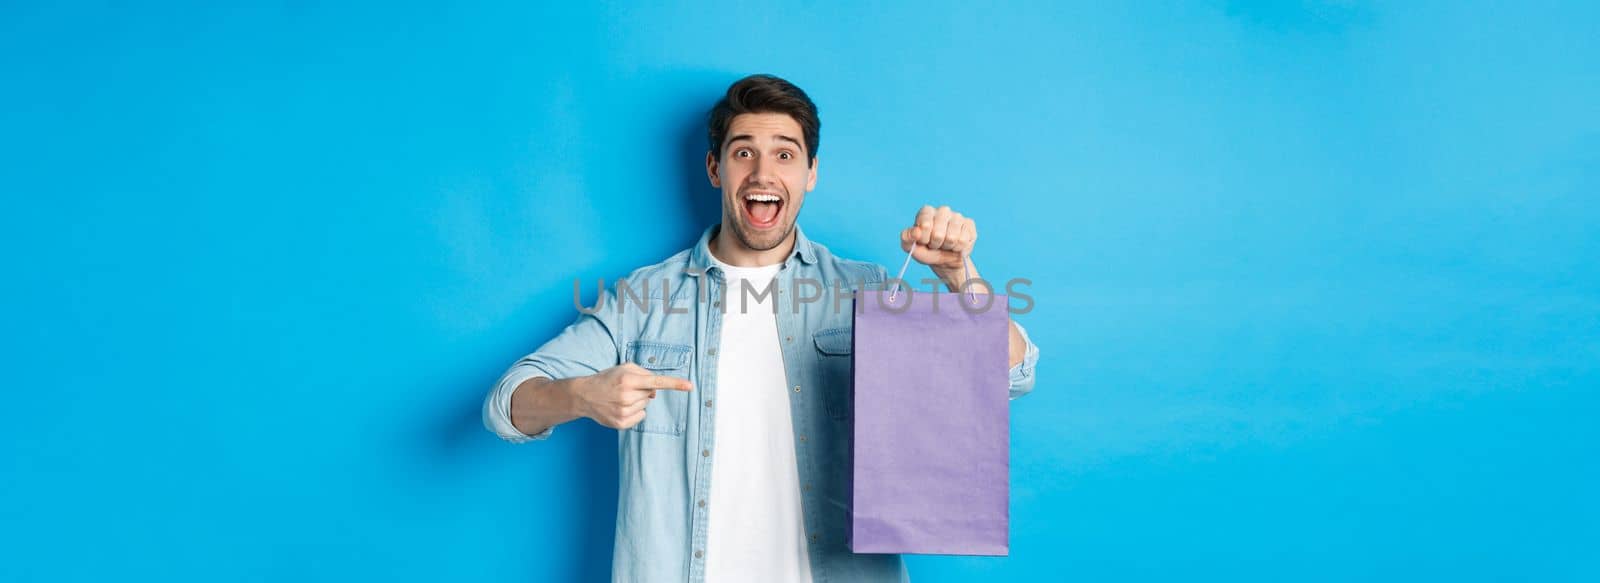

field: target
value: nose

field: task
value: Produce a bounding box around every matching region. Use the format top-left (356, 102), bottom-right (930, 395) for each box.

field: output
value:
top-left (749, 155), bottom-right (777, 185)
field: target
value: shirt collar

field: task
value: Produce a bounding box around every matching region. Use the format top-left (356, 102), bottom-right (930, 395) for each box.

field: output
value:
top-left (688, 223), bottom-right (817, 276)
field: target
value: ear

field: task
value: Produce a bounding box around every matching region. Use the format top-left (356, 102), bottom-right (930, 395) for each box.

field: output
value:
top-left (705, 150), bottom-right (721, 188)
top-left (805, 156), bottom-right (819, 192)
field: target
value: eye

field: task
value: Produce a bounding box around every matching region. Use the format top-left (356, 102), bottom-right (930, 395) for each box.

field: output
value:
top-left (778, 151), bottom-right (792, 160)
top-left (736, 149), bottom-right (753, 158)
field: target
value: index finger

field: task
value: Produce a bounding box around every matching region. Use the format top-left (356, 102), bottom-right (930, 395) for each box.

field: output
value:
top-left (640, 374), bottom-right (694, 392)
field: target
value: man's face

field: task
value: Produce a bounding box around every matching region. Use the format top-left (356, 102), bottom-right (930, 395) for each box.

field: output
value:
top-left (706, 112), bottom-right (818, 253)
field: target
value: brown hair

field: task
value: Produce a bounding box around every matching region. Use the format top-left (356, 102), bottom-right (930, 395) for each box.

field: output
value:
top-left (707, 74), bottom-right (820, 167)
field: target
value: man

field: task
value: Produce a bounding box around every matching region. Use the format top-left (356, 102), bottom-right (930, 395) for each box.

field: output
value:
top-left (483, 74), bottom-right (1040, 582)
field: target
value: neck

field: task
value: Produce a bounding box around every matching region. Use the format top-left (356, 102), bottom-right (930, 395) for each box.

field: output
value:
top-left (709, 220), bottom-right (797, 267)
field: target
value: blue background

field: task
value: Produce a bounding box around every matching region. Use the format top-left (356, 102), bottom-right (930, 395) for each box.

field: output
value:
top-left (3, 1), bottom-right (1596, 581)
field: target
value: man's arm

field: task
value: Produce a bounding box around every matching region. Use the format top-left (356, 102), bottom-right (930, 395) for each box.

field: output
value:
top-left (506, 376), bottom-right (582, 437)
top-left (483, 284), bottom-right (695, 442)
top-left (497, 367), bottom-right (694, 440)
top-left (486, 359), bottom-right (596, 444)
top-left (483, 287), bottom-right (622, 443)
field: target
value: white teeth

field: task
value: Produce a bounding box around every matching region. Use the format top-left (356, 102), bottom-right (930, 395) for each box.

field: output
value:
top-left (745, 194), bottom-right (780, 202)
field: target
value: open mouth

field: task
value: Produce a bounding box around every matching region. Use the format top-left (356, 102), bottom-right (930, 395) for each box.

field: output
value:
top-left (741, 192), bottom-right (784, 230)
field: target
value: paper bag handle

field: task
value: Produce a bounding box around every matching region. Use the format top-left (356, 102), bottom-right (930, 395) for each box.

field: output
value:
top-left (887, 242), bottom-right (979, 303)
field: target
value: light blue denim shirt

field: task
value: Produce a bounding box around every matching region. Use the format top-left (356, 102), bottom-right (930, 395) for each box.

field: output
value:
top-left (484, 224), bottom-right (1040, 582)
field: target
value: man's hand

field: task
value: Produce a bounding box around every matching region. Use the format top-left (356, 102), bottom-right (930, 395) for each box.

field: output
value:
top-left (900, 205), bottom-right (978, 287)
top-left (573, 363), bottom-right (694, 430)
top-left (895, 204), bottom-right (1027, 369)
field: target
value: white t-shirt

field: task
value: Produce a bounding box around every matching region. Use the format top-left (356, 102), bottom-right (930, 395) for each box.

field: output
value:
top-left (702, 258), bottom-right (814, 583)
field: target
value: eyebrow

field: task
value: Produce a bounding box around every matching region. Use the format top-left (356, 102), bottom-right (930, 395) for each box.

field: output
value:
top-left (726, 134), bottom-right (806, 152)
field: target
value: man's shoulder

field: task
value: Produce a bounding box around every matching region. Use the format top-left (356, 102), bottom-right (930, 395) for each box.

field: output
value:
top-left (806, 239), bottom-right (887, 283)
top-left (617, 248), bottom-right (695, 286)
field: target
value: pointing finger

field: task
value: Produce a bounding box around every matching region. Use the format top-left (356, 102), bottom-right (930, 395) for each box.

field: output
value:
top-left (642, 374), bottom-right (693, 392)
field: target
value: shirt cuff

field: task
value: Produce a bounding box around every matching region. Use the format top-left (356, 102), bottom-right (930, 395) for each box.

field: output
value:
top-left (1007, 320), bottom-right (1040, 401)
top-left (484, 367), bottom-right (556, 443)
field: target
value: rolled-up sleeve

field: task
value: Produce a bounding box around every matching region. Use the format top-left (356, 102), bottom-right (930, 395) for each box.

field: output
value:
top-left (1007, 320), bottom-right (1040, 401)
top-left (483, 287), bottom-right (623, 443)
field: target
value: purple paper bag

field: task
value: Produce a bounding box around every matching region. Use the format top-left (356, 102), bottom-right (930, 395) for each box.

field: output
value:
top-left (849, 287), bottom-right (1011, 556)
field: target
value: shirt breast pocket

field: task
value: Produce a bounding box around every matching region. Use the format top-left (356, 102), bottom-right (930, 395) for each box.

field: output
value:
top-left (812, 327), bottom-right (853, 420)
top-left (626, 341), bottom-right (693, 436)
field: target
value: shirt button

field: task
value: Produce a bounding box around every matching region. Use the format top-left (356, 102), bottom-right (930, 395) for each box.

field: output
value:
top-left (704, 399), bottom-right (713, 408)
top-left (708, 348), bottom-right (717, 356)
top-left (809, 534), bottom-right (818, 542)
top-left (647, 356), bottom-right (657, 363)
top-left (698, 499), bottom-right (706, 508)
top-left (793, 385), bottom-right (801, 393)
top-left (713, 301), bottom-right (722, 308)
top-left (695, 550), bottom-right (704, 559)
top-left (798, 435), bottom-right (807, 443)
top-left (702, 449), bottom-right (710, 457)
top-left (786, 335), bottom-right (793, 342)
top-left (804, 483), bottom-right (812, 491)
